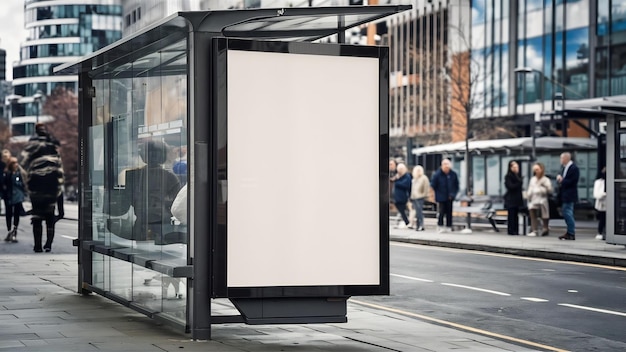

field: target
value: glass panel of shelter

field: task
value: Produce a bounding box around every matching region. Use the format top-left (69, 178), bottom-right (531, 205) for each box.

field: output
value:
top-left (88, 36), bottom-right (188, 321)
top-left (616, 130), bottom-right (626, 235)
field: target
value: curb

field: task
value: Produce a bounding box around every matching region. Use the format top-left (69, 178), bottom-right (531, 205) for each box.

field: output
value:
top-left (391, 237), bottom-right (626, 268)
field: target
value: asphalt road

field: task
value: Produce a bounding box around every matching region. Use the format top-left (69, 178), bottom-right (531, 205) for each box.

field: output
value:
top-left (361, 242), bottom-right (626, 351)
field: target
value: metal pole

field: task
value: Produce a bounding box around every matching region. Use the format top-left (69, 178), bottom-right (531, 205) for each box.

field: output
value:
top-left (530, 116), bottom-right (537, 162)
top-left (463, 114), bottom-right (472, 233)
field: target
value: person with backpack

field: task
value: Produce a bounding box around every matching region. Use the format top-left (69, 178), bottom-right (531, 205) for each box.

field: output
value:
top-left (20, 123), bottom-right (64, 252)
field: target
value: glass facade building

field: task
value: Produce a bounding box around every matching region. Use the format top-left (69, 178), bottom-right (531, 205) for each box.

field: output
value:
top-left (471, 0), bottom-right (626, 114)
top-left (11, 0), bottom-right (122, 137)
top-left (456, 0), bottom-right (620, 203)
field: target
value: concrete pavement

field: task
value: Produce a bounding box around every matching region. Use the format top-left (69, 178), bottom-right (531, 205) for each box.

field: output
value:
top-left (0, 252), bottom-right (541, 351)
top-left (1, 202), bottom-right (623, 351)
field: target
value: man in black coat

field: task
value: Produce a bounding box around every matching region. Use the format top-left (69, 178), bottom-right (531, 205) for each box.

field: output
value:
top-left (556, 152), bottom-right (579, 240)
top-left (504, 160), bottom-right (524, 236)
top-left (21, 123), bottom-right (64, 252)
top-left (430, 159), bottom-right (460, 232)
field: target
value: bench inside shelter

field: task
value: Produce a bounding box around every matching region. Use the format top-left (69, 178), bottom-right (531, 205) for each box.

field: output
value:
top-left (453, 195), bottom-right (529, 234)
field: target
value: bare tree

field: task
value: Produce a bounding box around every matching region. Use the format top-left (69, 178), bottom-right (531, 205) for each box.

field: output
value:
top-left (41, 87), bottom-right (79, 190)
top-left (0, 119), bottom-right (13, 150)
top-left (445, 12), bottom-right (520, 231)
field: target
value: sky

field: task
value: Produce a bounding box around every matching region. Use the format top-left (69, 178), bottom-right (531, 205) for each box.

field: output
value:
top-left (0, 1), bottom-right (28, 80)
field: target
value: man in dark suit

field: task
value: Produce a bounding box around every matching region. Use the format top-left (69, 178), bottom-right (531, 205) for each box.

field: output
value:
top-left (430, 158), bottom-right (460, 232)
top-left (557, 152), bottom-right (579, 240)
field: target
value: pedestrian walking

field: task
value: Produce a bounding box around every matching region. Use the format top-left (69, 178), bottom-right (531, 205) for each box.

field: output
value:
top-left (0, 149), bottom-right (12, 217)
top-left (430, 159), bottom-right (459, 232)
top-left (3, 157), bottom-right (26, 243)
top-left (594, 167), bottom-right (607, 240)
top-left (556, 152), bottom-right (579, 240)
top-left (504, 160), bottom-right (524, 236)
top-left (21, 123), bottom-right (64, 252)
top-left (392, 163), bottom-right (412, 229)
top-left (526, 162), bottom-right (552, 237)
top-left (389, 158), bottom-right (398, 207)
top-left (410, 165), bottom-right (430, 231)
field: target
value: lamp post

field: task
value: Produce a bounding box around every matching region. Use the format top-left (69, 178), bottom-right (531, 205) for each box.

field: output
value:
top-left (514, 67), bottom-right (585, 108)
top-left (33, 90), bottom-right (43, 124)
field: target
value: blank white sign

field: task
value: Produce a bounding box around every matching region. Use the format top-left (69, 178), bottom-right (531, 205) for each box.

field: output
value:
top-left (227, 48), bottom-right (380, 287)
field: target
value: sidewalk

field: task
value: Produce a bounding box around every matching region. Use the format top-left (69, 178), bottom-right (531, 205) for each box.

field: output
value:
top-left (0, 253), bottom-right (541, 351)
top-left (390, 217), bottom-right (626, 267)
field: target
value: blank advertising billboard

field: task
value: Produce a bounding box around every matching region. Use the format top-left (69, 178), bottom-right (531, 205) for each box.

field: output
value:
top-left (219, 39), bottom-right (387, 293)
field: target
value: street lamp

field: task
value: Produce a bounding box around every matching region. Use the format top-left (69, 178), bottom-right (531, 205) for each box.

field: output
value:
top-left (514, 67), bottom-right (586, 109)
top-left (33, 90), bottom-right (43, 124)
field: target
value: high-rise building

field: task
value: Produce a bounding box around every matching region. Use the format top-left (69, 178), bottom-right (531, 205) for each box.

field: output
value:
top-left (385, 0), bottom-right (618, 199)
top-left (11, 0), bottom-right (123, 137)
top-left (122, 0), bottom-right (208, 37)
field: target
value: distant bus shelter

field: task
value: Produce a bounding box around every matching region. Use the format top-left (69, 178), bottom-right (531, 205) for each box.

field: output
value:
top-left (412, 136), bottom-right (599, 206)
top-left (563, 100), bottom-right (626, 246)
top-left (55, 6), bottom-right (410, 339)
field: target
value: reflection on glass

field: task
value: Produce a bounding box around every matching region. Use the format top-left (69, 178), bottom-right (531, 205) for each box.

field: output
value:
top-left (596, 47), bottom-right (609, 97)
top-left (526, 9), bottom-right (543, 38)
top-left (612, 0), bottom-right (626, 37)
top-left (472, 0), bottom-right (485, 24)
top-left (619, 133), bottom-right (626, 179)
top-left (486, 155), bottom-right (501, 195)
top-left (610, 44), bottom-right (626, 95)
top-left (110, 258), bottom-right (132, 300)
top-left (615, 183), bottom-right (626, 235)
top-left (473, 156), bottom-right (486, 195)
top-left (564, 27), bottom-right (589, 99)
top-left (527, 0), bottom-right (543, 11)
top-left (565, 0), bottom-right (589, 29)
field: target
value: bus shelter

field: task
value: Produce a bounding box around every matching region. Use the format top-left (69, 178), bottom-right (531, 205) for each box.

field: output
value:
top-left (55, 6), bottom-right (409, 339)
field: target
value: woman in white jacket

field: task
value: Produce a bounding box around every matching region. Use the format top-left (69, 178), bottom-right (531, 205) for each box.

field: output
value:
top-left (593, 167), bottom-right (607, 240)
top-left (410, 165), bottom-right (430, 231)
top-left (526, 162), bottom-right (552, 237)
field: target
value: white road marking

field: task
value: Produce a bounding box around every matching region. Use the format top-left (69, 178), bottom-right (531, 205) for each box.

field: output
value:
top-left (559, 303), bottom-right (626, 317)
top-left (441, 283), bottom-right (511, 296)
top-left (390, 273), bottom-right (434, 282)
top-left (61, 235), bottom-right (77, 240)
top-left (567, 290), bottom-right (578, 293)
top-left (521, 297), bottom-right (549, 302)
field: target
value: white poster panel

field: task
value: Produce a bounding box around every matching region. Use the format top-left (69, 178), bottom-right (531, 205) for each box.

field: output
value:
top-left (227, 49), bottom-right (380, 287)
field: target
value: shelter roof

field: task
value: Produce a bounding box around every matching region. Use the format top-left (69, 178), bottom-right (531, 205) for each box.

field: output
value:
top-left (55, 6), bottom-right (411, 75)
top-left (412, 137), bottom-right (598, 156)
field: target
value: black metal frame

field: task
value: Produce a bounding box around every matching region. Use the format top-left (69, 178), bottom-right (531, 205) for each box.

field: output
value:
top-left (212, 38), bottom-right (390, 300)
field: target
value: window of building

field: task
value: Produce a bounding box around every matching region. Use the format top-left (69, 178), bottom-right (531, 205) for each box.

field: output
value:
top-left (473, 0), bottom-right (486, 24)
